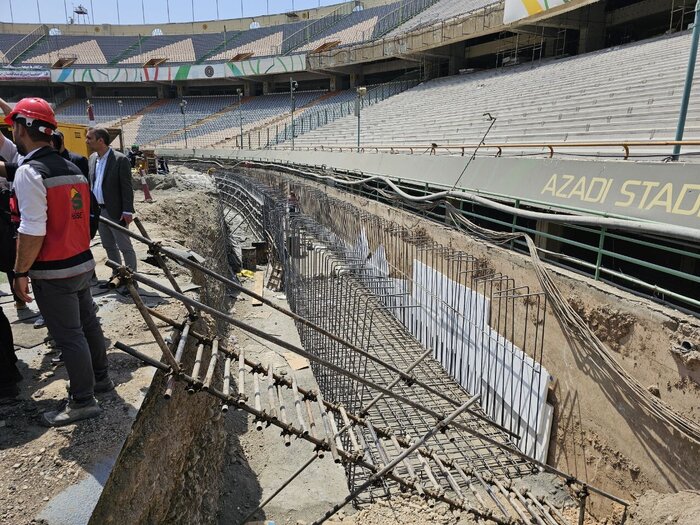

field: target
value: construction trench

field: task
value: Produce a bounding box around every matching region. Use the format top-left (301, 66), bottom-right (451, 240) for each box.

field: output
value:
top-left (84, 162), bottom-right (699, 525)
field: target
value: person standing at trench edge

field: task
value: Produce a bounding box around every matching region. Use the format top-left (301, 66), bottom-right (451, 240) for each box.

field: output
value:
top-left (85, 127), bottom-right (137, 284)
top-left (7, 97), bottom-right (112, 425)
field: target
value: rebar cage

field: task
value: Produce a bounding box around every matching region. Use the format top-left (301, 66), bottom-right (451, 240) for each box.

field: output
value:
top-left (212, 168), bottom-right (553, 499)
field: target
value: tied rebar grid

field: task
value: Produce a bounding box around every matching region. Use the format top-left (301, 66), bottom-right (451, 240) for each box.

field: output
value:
top-left (286, 217), bottom-right (536, 499)
top-left (212, 170), bottom-right (550, 497)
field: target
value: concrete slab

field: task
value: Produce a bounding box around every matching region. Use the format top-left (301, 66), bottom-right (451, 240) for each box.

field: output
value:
top-left (37, 456), bottom-right (115, 525)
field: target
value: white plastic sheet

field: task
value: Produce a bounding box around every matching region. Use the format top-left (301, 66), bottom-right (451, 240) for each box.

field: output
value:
top-left (348, 231), bottom-right (552, 460)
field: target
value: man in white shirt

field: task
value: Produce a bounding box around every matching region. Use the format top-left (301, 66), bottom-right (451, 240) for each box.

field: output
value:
top-left (86, 127), bottom-right (137, 281)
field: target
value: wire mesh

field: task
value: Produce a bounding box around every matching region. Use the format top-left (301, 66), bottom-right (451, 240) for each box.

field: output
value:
top-left (212, 167), bottom-right (552, 500)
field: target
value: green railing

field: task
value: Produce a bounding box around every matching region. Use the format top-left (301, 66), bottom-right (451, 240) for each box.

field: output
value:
top-left (221, 79), bottom-right (418, 150)
top-left (283, 168), bottom-right (700, 312)
top-left (268, 78), bottom-right (417, 147)
top-left (373, 0), bottom-right (442, 39)
top-left (6, 25), bottom-right (48, 65)
top-left (280, 2), bottom-right (356, 54)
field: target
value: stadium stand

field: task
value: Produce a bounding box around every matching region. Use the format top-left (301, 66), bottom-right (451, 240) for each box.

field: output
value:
top-left (55, 97), bottom-right (157, 126)
top-left (3, 0), bottom-right (463, 66)
top-left (2, 0), bottom-right (467, 67)
top-left (2, 33), bottom-right (148, 66)
top-left (290, 32), bottom-right (700, 152)
top-left (24, 39), bottom-right (108, 65)
top-left (190, 33), bottom-right (237, 62)
top-left (383, 0), bottom-right (498, 38)
top-left (106, 35), bottom-right (152, 64)
top-left (269, 80), bottom-right (416, 145)
top-left (99, 36), bottom-right (143, 64)
top-left (120, 37), bottom-right (196, 64)
top-left (299, 2), bottom-right (399, 51)
top-left (134, 95), bottom-right (238, 145)
top-left (206, 27), bottom-right (283, 61)
top-left (17, 35), bottom-right (96, 64)
top-left (158, 91), bottom-right (326, 149)
top-left (3, 1), bottom-right (696, 159)
top-left (0, 34), bottom-right (27, 63)
top-left (114, 115), bottom-right (144, 147)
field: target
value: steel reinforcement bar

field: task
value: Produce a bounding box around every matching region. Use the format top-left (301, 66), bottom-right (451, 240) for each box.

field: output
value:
top-left (112, 320), bottom-right (572, 525)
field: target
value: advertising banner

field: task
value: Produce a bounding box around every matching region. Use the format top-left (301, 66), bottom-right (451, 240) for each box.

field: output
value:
top-left (50, 55), bottom-right (307, 84)
top-left (0, 67), bottom-right (51, 81)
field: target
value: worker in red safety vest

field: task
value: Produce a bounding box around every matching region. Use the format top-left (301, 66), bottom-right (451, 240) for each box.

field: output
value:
top-left (6, 97), bottom-right (112, 426)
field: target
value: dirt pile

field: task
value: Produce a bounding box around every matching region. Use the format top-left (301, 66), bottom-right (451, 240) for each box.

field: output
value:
top-left (626, 490), bottom-right (700, 525)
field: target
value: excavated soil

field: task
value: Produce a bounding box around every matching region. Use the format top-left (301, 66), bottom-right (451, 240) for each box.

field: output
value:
top-left (626, 490), bottom-right (700, 525)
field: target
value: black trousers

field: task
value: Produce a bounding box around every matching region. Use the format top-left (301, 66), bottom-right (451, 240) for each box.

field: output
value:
top-left (0, 305), bottom-right (20, 393)
top-left (32, 272), bottom-right (108, 401)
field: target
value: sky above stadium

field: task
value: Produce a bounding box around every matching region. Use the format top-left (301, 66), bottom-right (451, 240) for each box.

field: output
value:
top-left (1, 0), bottom-right (348, 25)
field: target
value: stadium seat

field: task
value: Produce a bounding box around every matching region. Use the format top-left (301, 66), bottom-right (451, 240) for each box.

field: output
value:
top-left (289, 32), bottom-right (700, 157)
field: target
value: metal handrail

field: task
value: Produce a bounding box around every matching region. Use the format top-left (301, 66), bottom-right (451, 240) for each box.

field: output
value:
top-left (450, 205), bottom-right (700, 310)
top-left (310, 169), bottom-right (700, 311)
top-left (280, 2), bottom-right (355, 55)
top-left (266, 79), bottom-right (417, 147)
top-left (4, 24), bottom-right (48, 65)
top-left (310, 1), bottom-right (504, 68)
top-left (373, 0), bottom-right (442, 40)
top-left (202, 80), bottom-right (417, 150)
top-left (269, 140), bottom-right (700, 159)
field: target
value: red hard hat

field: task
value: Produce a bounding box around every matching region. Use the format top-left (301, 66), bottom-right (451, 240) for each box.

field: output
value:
top-left (4, 97), bottom-right (57, 134)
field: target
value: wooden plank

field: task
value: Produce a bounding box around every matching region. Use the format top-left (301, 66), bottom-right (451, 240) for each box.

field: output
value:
top-left (283, 351), bottom-right (310, 371)
top-left (252, 271), bottom-right (264, 306)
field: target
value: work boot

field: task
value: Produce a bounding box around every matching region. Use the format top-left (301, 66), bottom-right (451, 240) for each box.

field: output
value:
top-left (41, 397), bottom-right (101, 427)
top-left (65, 377), bottom-right (114, 394)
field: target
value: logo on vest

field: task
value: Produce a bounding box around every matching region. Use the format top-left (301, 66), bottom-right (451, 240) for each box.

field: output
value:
top-left (70, 187), bottom-right (84, 220)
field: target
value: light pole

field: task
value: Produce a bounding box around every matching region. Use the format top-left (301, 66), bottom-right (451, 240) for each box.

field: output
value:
top-left (117, 99), bottom-right (124, 150)
top-left (179, 99), bottom-right (188, 149)
top-left (673, 0), bottom-right (700, 160)
top-left (355, 86), bottom-right (367, 151)
top-left (237, 88), bottom-right (243, 149)
top-left (290, 77), bottom-right (298, 150)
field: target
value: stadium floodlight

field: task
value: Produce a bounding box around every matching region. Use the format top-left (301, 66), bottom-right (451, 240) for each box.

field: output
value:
top-left (117, 99), bottom-right (124, 151)
top-left (180, 99), bottom-right (188, 149)
top-left (290, 78), bottom-right (298, 150)
top-left (356, 86), bottom-right (367, 151)
top-left (237, 88), bottom-right (244, 149)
